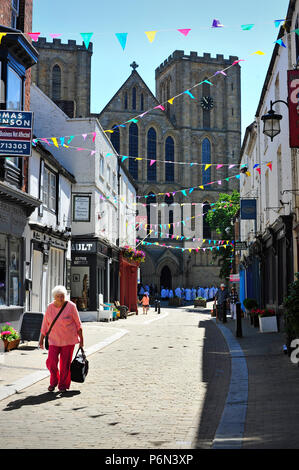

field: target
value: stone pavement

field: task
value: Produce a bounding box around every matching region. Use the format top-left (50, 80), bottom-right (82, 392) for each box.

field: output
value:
top-left (211, 306), bottom-right (299, 449)
top-left (0, 306), bottom-right (231, 449)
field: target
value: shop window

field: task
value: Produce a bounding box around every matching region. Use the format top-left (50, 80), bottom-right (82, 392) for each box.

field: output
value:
top-left (0, 235), bottom-right (7, 305)
top-left (0, 235), bottom-right (21, 306)
top-left (43, 166), bottom-right (57, 212)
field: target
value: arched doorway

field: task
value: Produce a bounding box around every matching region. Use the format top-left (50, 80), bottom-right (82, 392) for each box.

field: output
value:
top-left (160, 266), bottom-right (172, 289)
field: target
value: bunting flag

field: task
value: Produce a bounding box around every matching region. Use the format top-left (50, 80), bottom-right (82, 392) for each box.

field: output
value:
top-left (168, 97), bottom-right (175, 105)
top-left (0, 33), bottom-right (7, 44)
top-left (49, 34), bottom-right (62, 39)
top-left (274, 19), bottom-right (285, 28)
top-left (216, 164), bottom-right (224, 169)
top-left (80, 32), bottom-right (93, 49)
top-left (292, 28), bottom-right (299, 36)
top-left (154, 105), bottom-right (165, 111)
top-left (28, 32), bottom-right (41, 41)
top-left (251, 50), bottom-right (265, 55)
top-left (51, 138), bottom-right (59, 148)
top-left (115, 32), bottom-right (128, 50)
top-left (256, 168), bottom-right (261, 174)
top-left (274, 38), bottom-right (287, 48)
top-left (150, 160), bottom-right (156, 166)
top-left (211, 19), bottom-right (224, 28)
top-left (184, 90), bottom-right (195, 99)
top-left (177, 29), bottom-right (191, 37)
top-left (267, 162), bottom-right (272, 171)
top-left (241, 24), bottom-right (254, 31)
top-left (214, 70), bottom-right (227, 76)
top-left (204, 164), bottom-right (212, 171)
top-left (232, 59), bottom-right (245, 66)
top-left (121, 156), bottom-right (129, 162)
top-left (145, 31), bottom-right (157, 43)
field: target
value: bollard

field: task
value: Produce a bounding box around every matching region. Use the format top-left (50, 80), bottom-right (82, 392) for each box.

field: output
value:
top-left (236, 302), bottom-right (243, 337)
top-left (222, 303), bottom-right (227, 323)
top-left (154, 300), bottom-right (157, 312)
top-left (157, 301), bottom-right (160, 314)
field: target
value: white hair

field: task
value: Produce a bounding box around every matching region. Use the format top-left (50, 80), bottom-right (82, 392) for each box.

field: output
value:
top-left (52, 285), bottom-right (68, 298)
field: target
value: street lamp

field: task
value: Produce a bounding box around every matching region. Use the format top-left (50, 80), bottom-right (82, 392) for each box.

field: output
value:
top-left (261, 99), bottom-right (288, 141)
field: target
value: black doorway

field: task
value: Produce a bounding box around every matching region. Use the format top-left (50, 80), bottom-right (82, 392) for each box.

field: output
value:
top-left (160, 266), bottom-right (172, 289)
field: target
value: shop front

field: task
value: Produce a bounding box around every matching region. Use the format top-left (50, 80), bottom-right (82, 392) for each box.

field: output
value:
top-left (119, 253), bottom-right (139, 313)
top-left (0, 184), bottom-right (40, 323)
top-left (71, 238), bottom-right (119, 311)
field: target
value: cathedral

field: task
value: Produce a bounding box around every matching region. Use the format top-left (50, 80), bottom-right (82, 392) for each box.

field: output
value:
top-left (96, 50), bottom-right (241, 289)
top-left (31, 41), bottom-right (241, 290)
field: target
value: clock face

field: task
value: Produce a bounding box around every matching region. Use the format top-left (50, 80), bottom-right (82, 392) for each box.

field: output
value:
top-left (201, 96), bottom-right (214, 110)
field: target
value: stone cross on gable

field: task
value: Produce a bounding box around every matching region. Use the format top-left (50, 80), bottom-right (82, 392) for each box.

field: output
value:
top-left (130, 61), bottom-right (139, 71)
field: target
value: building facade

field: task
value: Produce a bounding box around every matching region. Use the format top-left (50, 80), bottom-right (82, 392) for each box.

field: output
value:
top-left (239, 0), bottom-right (299, 317)
top-left (96, 51), bottom-right (241, 289)
top-left (0, 0), bottom-right (41, 324)
top-left (31, 36), bottom-right (92, 118)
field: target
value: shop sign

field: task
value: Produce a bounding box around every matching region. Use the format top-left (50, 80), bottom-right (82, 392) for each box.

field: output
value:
top-left (71, 241), bottom-right (96, 253)
top-left (288, 69), bottom-right (299, 148)
top-left (0, 111), bottom-right (33, 157)
top-left (235, 241), bottom-right (247, 250)
top-left (240, 199), bottom-right (256, 220)
top-left (72, 256), bottom-right (89, 266)
top-left (230, 274), bottom-right (240, 282)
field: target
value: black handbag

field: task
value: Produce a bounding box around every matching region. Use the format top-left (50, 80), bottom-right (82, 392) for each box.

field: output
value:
top-left (44, 301), bottom-right (68, 350)
top-left (71, 347), bottom-right (89, 383)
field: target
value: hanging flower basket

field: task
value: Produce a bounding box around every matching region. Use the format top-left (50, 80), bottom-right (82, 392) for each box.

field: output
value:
top-left (122, 246), bottom-right (146, 264)
top-left (1, 324), bottom-right (21, 352)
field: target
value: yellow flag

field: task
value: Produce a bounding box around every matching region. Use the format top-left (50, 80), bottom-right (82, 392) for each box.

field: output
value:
top-left (246, 171), bottom-right (251, 176)
top-left (135, 157), bottom-right (143, 160)
top-left (202, 239), bottom-right (206, 243)
top-left (104, 130), bottom-right (114, 133)
top-left (199, 185), bottom-right (204, 189)
top-left (51, 138), bottom-right (59, 148)
top-left (145, 31), bottom-right (157, 43)
top-left (168, 97), bottom-right (175, 105)
top-left (251, 50), bottom-right (265, 55)
top-left (204, 164), bottom-right (212, 171)
top-left (0, 33), bottom-right (7, 44)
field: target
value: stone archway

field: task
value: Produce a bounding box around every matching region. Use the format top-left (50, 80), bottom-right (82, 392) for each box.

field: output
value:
top-left (160, 265), bottom-right (172, 290)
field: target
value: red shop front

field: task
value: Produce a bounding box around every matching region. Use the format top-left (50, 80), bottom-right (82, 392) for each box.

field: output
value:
top-left (119, 253), bottom-right (139, 313)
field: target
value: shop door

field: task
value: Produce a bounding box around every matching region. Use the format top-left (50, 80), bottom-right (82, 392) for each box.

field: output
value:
top-left (32, 250), bottom-right (43, 311)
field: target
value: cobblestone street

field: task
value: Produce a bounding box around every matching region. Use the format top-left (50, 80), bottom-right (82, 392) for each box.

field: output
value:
top-left (0, 308), bottom-right (230, 449)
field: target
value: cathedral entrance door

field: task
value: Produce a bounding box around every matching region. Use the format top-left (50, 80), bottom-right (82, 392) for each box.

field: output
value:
top-left (160, 265), bottom-right (172, 289)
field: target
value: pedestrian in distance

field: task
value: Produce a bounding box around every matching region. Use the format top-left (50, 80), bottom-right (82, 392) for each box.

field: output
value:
top-left (214, 283), bottom-right (230, 323)
top-left (139, 291), bottom-right (150, 314)
top-left (39, 285), bottom-right (84, 393)
top-left (229, 286), bottom-right (239, 320)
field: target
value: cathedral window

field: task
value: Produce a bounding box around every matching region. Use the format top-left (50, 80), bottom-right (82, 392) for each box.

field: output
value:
top-left (110, 126), bottom-right (120, 154)
top-left (202, 138), bottom-right (211, 185)
top-left (140, 93), bottom-right (144, 111)
top-left (165, 136), bottom-right (174, 182)
top-left (124, 92), bottom-right (128, 109)
top-left (147, 128), bottom-right (157, 181)
top-left (129, 122), bottom-right (138, 179)
top-left (202, 201), bottom-right (211, 239)
top-left (52, 64), bottom-right (61, 101)
top-left (165, 194), bottom-right (174, 236)
top-left (132, 87), bottom-right (137, 110)
top-left (146, 192), bottom-right (156, 235)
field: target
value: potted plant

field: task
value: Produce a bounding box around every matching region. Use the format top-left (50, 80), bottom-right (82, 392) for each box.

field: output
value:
top-left (0, 323), bottom-right (20, 352)
top-left (194, 297), bottom-right (207, 307)
top-left (283, 273), bottom-right (299, 355)
top-left (243, 298), bottom-right (258, 314)
top-left (258, 308), bottom-right (278, 333)
top-left (250, 308), bottom-right (260, 327)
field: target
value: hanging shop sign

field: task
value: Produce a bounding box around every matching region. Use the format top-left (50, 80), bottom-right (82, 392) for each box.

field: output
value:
top-left (235, 241), bottom-right (248, 250)
top-left (240, 199), bottom-right (256, 220)
top-left (230, 274), bottom-right (240, 282)
top-left (0, 111), bottom-right (33, 157)
top-left (288, 69), bottom-right (299, 148)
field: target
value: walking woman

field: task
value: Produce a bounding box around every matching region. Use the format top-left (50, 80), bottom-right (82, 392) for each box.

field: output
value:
top-left (39, 285), bottom-right (84, 392)
top-left (140, 291), bottom-right (150, 314)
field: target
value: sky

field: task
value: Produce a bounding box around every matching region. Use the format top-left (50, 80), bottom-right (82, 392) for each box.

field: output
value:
top-left (32, 0), bottom-right (290, 139)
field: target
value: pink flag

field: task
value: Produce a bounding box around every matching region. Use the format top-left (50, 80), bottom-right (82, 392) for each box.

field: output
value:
top-left (216, 164), bottom-right (223, 169)
top-left (92, 132), bottom-right (96, 142)
top-left (28, 32), bottom-right (40, 41)
top-left (154, 105), bottom-right (165, 111)
top-left (150, 160), bottom-right (156, 166)
top-left (49, 34), bottom-right (62, 39)
top-left (82, 134), bottom-right (87, 140)
top-left (177, 28), bottom-right (191, 37)
top-left (232, 59), bottom-right (245, 66)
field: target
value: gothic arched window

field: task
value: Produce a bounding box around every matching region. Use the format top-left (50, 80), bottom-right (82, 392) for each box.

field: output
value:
top-left (165, 194), bottom-right (174, 236)
top-left (129, 123), bottom-right (138, 179)
top-left (110, 126), bottom-right (120, 154)
top-left (140, 93), bottom-right (144, 111)
top-left (203, 201), bottom-right (211, 239)
top-left (147, 128), bottom-right (156, 181)
top-left (132, 87), bottom-right (137, 110)
top-left (124, 92), bottom-right (128, 109)
top-left (146, 192), bottom-right (156, 235)
top-left (202, 79), bottom-right (211, 128)
top-left (202, 138), bottom-right (211, 185)
top-left (165, 136), bottom-right (174, 182)
top-left (52, 64), bottom-right (61, 101)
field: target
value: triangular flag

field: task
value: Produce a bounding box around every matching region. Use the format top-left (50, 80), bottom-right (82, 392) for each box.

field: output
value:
top-left (246, 171), bottom-right (251, 176)
top-left (115, 33), bottom-right (128, 50)
top-left (184, 90), bottom-right (195, 99)
top-left (92, 132), bottom-right (97, 142)
top-left (212, 19), bottom-right (224, 28)
top-left (121, 156), bottom-right (129, 162)
top-left (267, 162), bottom-right (272, 171)
top-left (80, 33), bottom-right (93, 49)
top-left (49, 34), bottom-right (62, 39)
top-left (28, 32), bottom-right (41, 41)
top-left (51, 138), bottom-right (59, 148)
top-left (214, 70), bottom-right (227, 76)
top-left (232, 59), bottom-right (245, 66)
top-left (274, 19), bottom-right (285, 28)
top-left (292, 28), bottom-right (299, 36)
top-left (0, 33), bottom-right (7, 44)
top-left (168, 97), bottom-right (175, 105)
top-left (253, 164), bottom-right (259, 169)
top-left (256, 168), bottom-right (261, 174)
top-left (82, 134), bottom-right (87, 140)
top-left (199, 185), bottom-right (204, 189)
top-left (251, 51), bottom-right (265, 55)
top-left (150, 160), bottom-right (156, 166)
top-left (202, 79), bottom-right (213, 86)
top-left (274, 38), bottom-right (287, 48)
top-left (241, 24), bottom-right (254, 31)
top-left (145, 31), bottom-right (157, 43)
top-left (216, 164), bottom-right (223, 169)
top-left (177, 29), bottom-right (191, 37)
top-left (229, 164), bottom-right (236, 169)
top-left (154, 105), bottom-right (165, 111)
top-left (204, 164), bottom-right (212, 171)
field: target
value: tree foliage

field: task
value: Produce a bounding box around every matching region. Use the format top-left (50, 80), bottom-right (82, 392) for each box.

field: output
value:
top-left (205, 190), bottom-right (240, 280)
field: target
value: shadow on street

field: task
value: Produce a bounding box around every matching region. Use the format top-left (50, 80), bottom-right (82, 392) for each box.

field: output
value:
top-left (2, 390), bottom-right (81, 411)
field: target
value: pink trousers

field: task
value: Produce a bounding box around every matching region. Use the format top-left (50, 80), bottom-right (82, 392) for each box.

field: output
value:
top-left (46, 345), bottom-right (75, 390)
